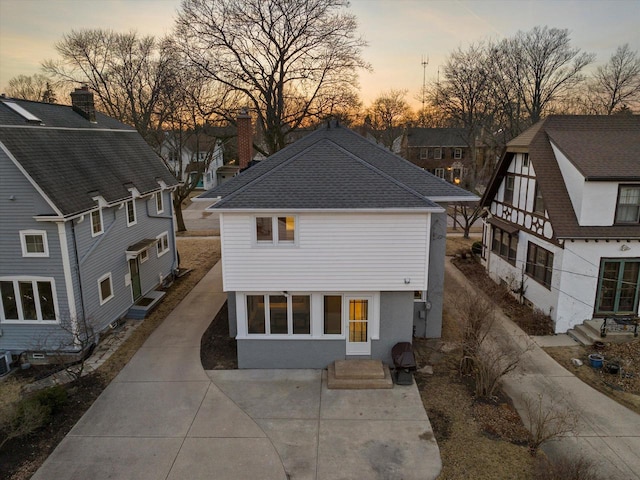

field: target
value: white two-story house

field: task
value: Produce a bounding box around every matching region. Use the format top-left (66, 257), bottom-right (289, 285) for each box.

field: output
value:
top-left (480, 115), bottom-right (640, 334)
top-left (199, 121), bottom-right (477, 368)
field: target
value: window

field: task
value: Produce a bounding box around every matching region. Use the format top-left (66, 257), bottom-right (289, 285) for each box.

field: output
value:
top-left (615, 185), bottom-right (640, 224)
top-left (256, 217), bottom-right (273, 242)
top-left (525, 243), bottom-right (554, 289)
top-left (0, 278), bottom-right (57, 322)
top-left (91, 210), bottom-right (103, 236)
top-left (435, 168), bottom-right (445, 179)
top-left (491, 227), bottom-right (517, 265)
top-left (522, 154), bottom-right (530, 167)
top-left (20, 230), bottom-right (49, 257)
top-left (140, 249), bottom-right (149, 263)
top-left (504, 175), bottom-right (515, 204)
top-left (596, 259), bottom-right (640, 315)
top-left (255, 216), bottom-right (296, 245)
top-left (246, 294), bottom-right (311, 335)
top-left (157, 232), bottom-right (169, 257)
top-left (126, 200), bottom-right (136, 226)
top-left (324, 295), bottom-right (342, 335)
top-left (156, 191), bottom-right (164, 214)
top-left (454, 148), bottom-right (462, 160)
top-left (533, 184), bottom-right (545, 215)
top-left (98, 273), bottom-right (114, 305)
top-left (420, 148), bottom-right (428, 159)
top-left (434, 147), bottom-right (442, 160)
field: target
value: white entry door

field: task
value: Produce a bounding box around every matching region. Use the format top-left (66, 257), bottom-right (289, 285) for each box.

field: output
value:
top-left (345, 296), bottom-right (371, 355)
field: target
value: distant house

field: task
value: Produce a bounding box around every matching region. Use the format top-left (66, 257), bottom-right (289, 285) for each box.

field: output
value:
top-left (160, 133), bottom-right (226, 190)
top-left (199, 120), bottom-right (477, 368)
top-left (480, 115), bottom-right (640, 334)
top-left (0, 88), bottom-right (179, 365)
top-left (400, 128), bottom-right (472, 183)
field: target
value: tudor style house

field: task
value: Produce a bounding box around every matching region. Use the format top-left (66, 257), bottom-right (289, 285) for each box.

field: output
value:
top-left (200, 121), bottom-right (476, 368)
top-left (0, 89), bottom-right (179, 365)
top-left (480, 115), bottom-right (640, 334)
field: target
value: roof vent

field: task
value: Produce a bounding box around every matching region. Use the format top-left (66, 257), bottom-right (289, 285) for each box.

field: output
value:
top-left (2, 101), bottom-right (43, 125)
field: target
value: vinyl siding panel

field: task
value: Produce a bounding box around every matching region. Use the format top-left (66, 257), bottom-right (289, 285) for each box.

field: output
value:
top-left (0, 152), bottom-right (71, 352)
top-left (221, 212), bottom-right (430, 292)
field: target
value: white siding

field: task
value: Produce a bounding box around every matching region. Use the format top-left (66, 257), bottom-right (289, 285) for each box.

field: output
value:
top-left (220, 212), bottom-right (430, 292)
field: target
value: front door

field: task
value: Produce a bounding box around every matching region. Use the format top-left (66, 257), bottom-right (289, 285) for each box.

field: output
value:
top-left (345, 297), bottom-right (371, 355)
top-left (129, 258), bottom-right (142, 301)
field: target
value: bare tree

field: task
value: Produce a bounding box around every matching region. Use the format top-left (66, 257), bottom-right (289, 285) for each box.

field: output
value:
top-left (447, 202), bottom-right (482, 239)
top-left (522, 392), bottom-right (578, 456)
top-left (504, 26), bottom-right (594, 124)
top-left (174, 0), bottom-right (369, 155)
top-left (43, 29), bottom-right (177, 146)
top-left (592, 44), bottom-right (640, 114)
top-left (5, 74), bottom-right (58, 103)
top-left (367, 88), bottom-right (414, 148)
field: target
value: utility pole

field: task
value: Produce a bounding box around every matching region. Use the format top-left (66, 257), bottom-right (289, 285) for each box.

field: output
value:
top-left (421, 55), bottom-right (429, 113)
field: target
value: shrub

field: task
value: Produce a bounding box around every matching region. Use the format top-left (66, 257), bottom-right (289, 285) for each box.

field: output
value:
top-left (471, 241), bottom-right (483, 255)
top-left (534, 455), bottom-right (602, 480)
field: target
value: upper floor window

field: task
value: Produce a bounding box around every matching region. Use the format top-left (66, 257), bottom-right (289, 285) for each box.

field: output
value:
top-left (526, 242), bottom-right (554, 289)
top-left (20, 230), bottom-right (49, 257)
top-left (0, 278), bottom-right (58, 322)
top-left (522, 154), bottom-right (530, 167)
top-left (91, 209), bottom-right (103, 236)
top-left (434, 148), bottom-right (442, 160)
top-left (504, 175), bottom-right (515, 204)
top-left (533, 184), bottom-right (545, 215)
top-left (454, 148), bottom-right (462, 160)
top-left (156, 191), bottom-right (164, 214)
top-left (419, 148), bottom-right (428, 159)
top-left (255, 216), bottom-right (296, 245)
top-left (157, 232), bottom-right (170, 257)
top-left (126, 200), bottom-right (137, 226)
top-left (615, 185), bottom-right (640, 224)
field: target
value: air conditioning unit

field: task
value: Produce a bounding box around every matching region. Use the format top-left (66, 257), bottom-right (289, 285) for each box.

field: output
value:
top-left (0, 351), bottom-right (12, 376)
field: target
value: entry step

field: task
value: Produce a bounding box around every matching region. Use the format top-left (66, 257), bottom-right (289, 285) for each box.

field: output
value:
top-left (327, 360), bottom-right (393, 389)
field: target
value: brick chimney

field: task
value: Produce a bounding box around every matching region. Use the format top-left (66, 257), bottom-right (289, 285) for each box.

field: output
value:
top-left (70, 85), bottom-right (96, 123)
top-left (236, 108), bottom-right (253, 170)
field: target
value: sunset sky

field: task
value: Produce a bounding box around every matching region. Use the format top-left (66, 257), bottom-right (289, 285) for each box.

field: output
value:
top-left (1, 0), bottom-right (639, 106)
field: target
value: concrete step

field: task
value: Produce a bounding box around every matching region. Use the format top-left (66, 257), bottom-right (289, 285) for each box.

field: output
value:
top-left (583, 319), bottom-right (604, 336)
top-left (327, 360), bottom-right (393, 389)
top-left (567, 328), bottom-right (593, 347)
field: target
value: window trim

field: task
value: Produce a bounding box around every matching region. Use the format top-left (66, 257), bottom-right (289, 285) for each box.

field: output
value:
top-left (156, 232), bottom-right (170, 257)
top-left (245, 293), bottom-right (313, 337)
top-left (126, 199), bottom-right (137, 227)
top-left (453, 148), bottom-right (462, 160)
top-left (253, 215), bottom-right (298, 246)
top-left (434, 168), bottom-right (445, 179)
top-left (525, 242), bottom-right (554, 290)
top-left (156, 191), bottom-right (164, 214)
top-left (98, 273), bottom-right (114, 305)
top-left (614, 184), bottom-right (640, 225)
top-left (91, 209), bottom-right (104, 237)
top-left (19, 230), bottom-right (49, 257)
top-left (140, 249), bottom-right (149, 263)
top-left (504, 175), bottom-right (515, 205)
top-left (0, 277), bottom-right (59, 323)
top-left (434, 147), bottom-right (442, 160)
top-left (491, 227), bottom-right (517, 266)
top-left (419, 148), bottom-right (428, 160)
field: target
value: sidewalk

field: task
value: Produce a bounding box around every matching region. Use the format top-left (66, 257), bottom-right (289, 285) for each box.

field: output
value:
top-left (33, 260), bottom-right (440, 480)
top-left (445, 258), bottom-right (640, 480)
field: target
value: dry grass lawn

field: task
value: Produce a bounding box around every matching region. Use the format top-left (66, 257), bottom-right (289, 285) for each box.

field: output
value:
top-left (445, 235), bottom-right (481, 256)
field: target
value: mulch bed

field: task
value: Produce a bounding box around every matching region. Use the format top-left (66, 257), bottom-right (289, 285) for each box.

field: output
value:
top-left (200, 301), bottom-right (237, 370)
top-left (0, 374), bottom-right (107, 480)
top-left (453, 256), bottom-right (555, 335)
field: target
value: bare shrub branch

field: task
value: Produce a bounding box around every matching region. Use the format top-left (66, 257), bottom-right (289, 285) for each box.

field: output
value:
top-left (522, 392), bottom-right (579, 455)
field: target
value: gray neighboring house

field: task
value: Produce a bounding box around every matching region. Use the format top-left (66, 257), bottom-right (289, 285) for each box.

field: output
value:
top-left (0, 89), bottom-right (179, 367)
top-left (200, 121), bottom-right (476, 369)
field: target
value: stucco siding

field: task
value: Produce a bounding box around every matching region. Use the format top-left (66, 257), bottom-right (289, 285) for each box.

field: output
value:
top-left (236, 291), bottom-right (413, 368)
top-left (220, 212), bottom-right (431, 292)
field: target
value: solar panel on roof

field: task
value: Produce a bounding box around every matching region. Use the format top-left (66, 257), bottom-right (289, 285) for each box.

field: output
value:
top-left (2, 101), bottom-right (43, 124)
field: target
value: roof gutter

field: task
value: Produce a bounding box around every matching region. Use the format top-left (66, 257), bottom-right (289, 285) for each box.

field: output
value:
top-left (208, 207), bottom-right (446, 214)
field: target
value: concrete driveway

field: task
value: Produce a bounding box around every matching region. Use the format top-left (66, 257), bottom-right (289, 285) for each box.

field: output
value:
top-left (33, 260), bottom-right (440, 480)
top-left (446, 258), bottom-right (640, 480)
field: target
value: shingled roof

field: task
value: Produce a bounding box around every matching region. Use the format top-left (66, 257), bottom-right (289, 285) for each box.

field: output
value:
top-left (481, 115), bottom-right (640, 240)
top-left (405, 127), bottom-right (470, 147)
top-left (199, 122), bottom-right (477, 210)
top-left (0, 98), bottom-right (178, 217)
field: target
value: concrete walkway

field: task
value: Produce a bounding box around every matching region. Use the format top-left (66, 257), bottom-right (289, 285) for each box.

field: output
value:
top-left (446, 259), bottom-right (640, 480)
top-left (33, 261), bottom-right (440, 480)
